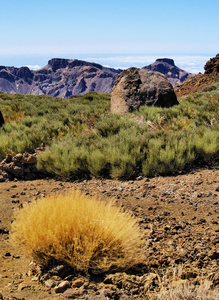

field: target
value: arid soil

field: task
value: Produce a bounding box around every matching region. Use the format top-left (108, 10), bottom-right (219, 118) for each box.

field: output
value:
top-left (0, 167), bottom-right (219, 299)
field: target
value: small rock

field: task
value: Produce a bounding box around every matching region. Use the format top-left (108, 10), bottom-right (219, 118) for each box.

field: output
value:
top-left (45, 279), bottom-right (58, 288)
top-left (49, 264), bottom-right (73, 278)
top-left (71, 277), bottom-right (86, 288)
top-left (98, 288), bottom-right (116, 298)
top-left (54, 281), bottom-right (71, 293)
top-left (31, 275), bottom-right (39, 281)
top-left (62, 288), bottom-right (85, 298)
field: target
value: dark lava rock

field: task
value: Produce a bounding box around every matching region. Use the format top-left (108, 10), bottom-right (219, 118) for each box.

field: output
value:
top-left (48, 58), bottom-right (69, 72)
top-left (0, 111), bottom-right (4, 127)
top-left (16, 67), bottom-right (34, 82)
top-left (111, 67), bottom-right (179, 113)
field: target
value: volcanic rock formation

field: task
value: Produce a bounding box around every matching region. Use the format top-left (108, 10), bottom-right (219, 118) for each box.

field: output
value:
top-left (111, 68), bottom-right (179, 114)
top-left (175, 53), bottom-right (219, 97)
top-left (0, 58), bottom-right (122, 98)
top-left (142, 58), bottom-right (192, 86)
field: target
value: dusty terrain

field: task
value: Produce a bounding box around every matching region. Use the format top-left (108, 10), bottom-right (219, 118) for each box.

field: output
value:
top-left (0, 167), bottom-right (219, 299)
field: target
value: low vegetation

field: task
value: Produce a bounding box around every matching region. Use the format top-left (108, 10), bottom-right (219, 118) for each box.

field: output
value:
top-left (154, 281), bottom-right (219, 300)
top-left (0, 86), bottom-right (218, 179)
top-left (11, 190), bottom-right (144, 273)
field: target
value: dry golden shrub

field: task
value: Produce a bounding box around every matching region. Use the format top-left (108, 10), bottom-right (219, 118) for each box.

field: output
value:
top-left (11, 190), bottom-right (145, 273)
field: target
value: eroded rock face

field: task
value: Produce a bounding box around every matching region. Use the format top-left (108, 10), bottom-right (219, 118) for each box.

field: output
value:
top-left (0, 111), bottom-right (4, 127)
top-left (204, 53), bottom-right (219, 75)
top-left (111, 68), bottom-right (179, 114)
top-left (0, 58), bottom-right (122, 98)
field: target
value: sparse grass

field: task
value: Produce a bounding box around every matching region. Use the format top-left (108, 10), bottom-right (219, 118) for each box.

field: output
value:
top-left (11, 190), bottom-right (145, 274)
top-left (154, 281), bottom-right (219, 300)
top-left (153, 266), bottom-right (219, 300)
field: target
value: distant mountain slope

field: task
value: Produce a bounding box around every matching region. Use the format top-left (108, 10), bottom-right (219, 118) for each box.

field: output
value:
top-left (0, 58), bottom-right (122, 98)
top-left (142, 58), bottom-right (192, 86)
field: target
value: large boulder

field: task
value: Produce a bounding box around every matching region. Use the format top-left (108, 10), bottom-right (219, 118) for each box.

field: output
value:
top-left (111, 68), bottom-right (179, 114)
top-left (0, 111), bottom-right (4, 127)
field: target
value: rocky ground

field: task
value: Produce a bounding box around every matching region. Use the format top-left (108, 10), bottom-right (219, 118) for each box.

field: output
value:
top-left (0, 165), bottom-right (218, 299)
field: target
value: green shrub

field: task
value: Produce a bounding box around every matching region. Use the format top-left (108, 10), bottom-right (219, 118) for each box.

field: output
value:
top-left (1, 87), bottom-right (218, 178)
top-left (201, 83), bottom-right (219, 92)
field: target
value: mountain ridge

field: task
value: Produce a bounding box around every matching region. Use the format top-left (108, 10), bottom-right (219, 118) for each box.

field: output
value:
top-left (0, 58), bottom-right (191, 98)
top-left (0, 58), bottom-right (122, 98)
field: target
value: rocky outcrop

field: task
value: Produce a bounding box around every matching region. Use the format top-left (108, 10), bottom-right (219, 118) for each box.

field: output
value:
top-left (0, 111), bottom-right (4, 127)
top-left (175, 53), bottom-right (219, 97)
top-left (143, 58), bottom-right (192, 86)
top-left (204, 53), bottom-right (219, 75)
top-left (111, 68), bottom-right (179, 114)
top-left (0, 152), bottom-right (46, 180)
top-left (0, 58), bottom-right (122, 98)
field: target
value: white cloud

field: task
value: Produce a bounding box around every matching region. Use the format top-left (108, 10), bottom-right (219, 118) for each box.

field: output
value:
top-left (84, 54), bottom-right (213, 74)
top-left (26, 65), bottom-right (41, 70)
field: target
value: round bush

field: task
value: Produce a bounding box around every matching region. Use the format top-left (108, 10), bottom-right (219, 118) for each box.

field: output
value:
top-left (11, 190), bottom-right (145, 273)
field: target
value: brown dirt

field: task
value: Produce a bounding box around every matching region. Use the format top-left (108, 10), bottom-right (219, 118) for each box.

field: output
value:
top-left (0, 167), bottom-right (219, 299)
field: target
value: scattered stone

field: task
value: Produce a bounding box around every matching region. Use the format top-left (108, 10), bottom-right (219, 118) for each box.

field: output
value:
top-left (0, 152), bottom-right (47, 179)
top-left (62, 288), bottom-right (86, 298)
top-left (71, 277), bottom-right (86, 288)
top-left (54, 281), bottom-right (71, 293)
top-left (48, 264), bottom-right (73, 279)
top-left (44, 279), bottom-right (58, 288)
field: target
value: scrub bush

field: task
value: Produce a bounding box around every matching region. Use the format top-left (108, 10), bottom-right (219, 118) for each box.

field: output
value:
top-left (1, 86), bottom-right (219, 178)
top-left (11, 190), bottom-right (145, 274)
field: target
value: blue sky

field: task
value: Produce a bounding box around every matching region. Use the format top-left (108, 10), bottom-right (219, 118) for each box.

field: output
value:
top-left (0, 0), bottom-right (218, 73)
